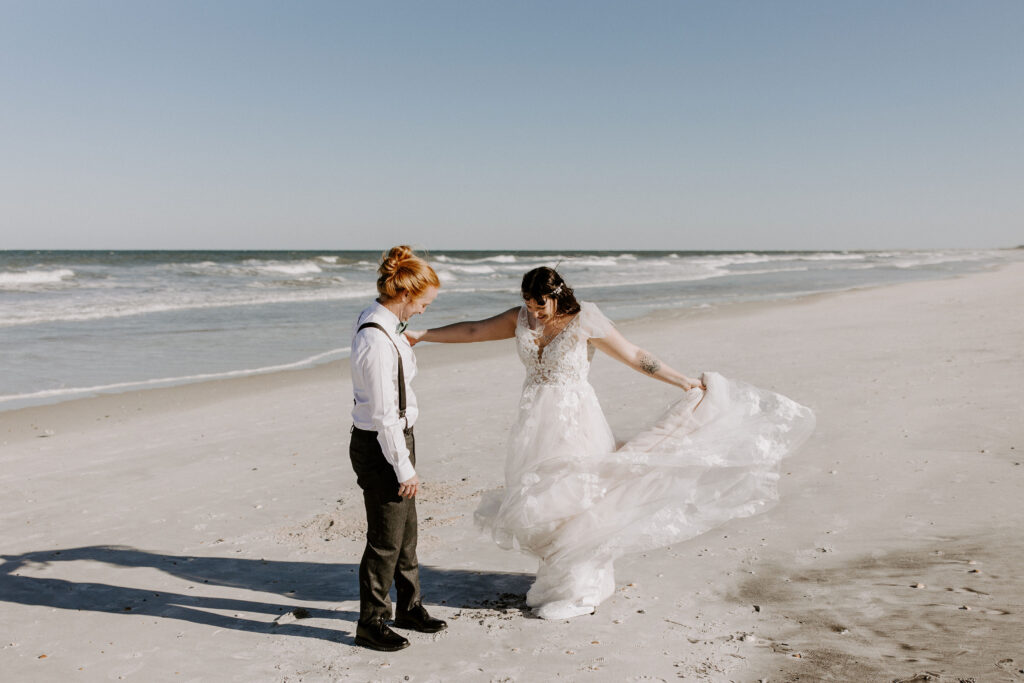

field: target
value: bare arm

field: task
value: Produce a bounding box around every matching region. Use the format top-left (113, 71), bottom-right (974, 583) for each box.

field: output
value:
top-left (590, 327), bottom-right (704, 391)
top-left (406, 307), bottom-right (519, 345)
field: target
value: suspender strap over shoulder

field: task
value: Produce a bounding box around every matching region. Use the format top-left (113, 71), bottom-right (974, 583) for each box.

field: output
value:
top-left (357, 322), bottom-right (406, 423)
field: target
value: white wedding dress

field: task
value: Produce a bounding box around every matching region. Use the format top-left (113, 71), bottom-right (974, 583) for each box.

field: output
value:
top-left (474, 302), bottom-right (815, 619)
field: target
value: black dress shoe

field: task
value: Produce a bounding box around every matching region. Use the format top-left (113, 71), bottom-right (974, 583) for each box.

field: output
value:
top-left (393, 603), bottom-right (448, 633)
top-left (354, 617), bottom-right (410, 651)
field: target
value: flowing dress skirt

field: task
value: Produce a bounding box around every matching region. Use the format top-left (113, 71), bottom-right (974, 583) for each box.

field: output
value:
top-left (475, 371), bottom-right (816, 610)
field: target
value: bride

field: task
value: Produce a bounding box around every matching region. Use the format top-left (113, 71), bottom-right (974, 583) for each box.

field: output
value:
top-left (406, 267), bottom-right (814, 620)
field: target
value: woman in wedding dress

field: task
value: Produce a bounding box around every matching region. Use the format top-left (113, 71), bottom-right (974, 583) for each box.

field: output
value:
top-left (406, 267), bottom-right (814, 620)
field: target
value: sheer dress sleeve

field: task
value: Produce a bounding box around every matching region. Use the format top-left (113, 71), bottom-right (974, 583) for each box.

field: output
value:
top-left (577, 301), bottom-right (615, 339)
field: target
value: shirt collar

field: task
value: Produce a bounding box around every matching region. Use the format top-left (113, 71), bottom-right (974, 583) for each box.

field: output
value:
top-left (370, 301), bottom-right (402, 333)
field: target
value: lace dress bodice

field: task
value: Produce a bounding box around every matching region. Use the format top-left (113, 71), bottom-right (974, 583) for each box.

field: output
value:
top-left (515, 302), bottom-right (611, 387)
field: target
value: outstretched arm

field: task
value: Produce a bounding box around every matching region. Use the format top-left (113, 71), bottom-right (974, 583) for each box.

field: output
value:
top-left (406, 307), bottom-right (519, 345)
top-left (590, 327), bottom-right (704, 391)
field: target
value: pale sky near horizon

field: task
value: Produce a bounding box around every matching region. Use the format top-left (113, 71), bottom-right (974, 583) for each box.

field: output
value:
top-left (1, 1), bottom-right (1021, 251)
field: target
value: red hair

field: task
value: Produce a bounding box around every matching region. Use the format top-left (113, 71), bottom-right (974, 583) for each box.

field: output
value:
top-left (377, 245), bottom-right (440, 300)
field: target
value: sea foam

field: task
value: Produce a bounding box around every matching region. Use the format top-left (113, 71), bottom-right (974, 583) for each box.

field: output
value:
top-left (0, 268), bottom-right (75, 288)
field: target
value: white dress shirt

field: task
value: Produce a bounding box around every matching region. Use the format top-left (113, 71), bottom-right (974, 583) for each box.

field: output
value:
top-left (351, 301), bottom-right (419, 483)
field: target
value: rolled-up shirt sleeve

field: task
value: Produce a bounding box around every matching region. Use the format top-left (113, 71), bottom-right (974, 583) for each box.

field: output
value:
top-left (353, 336), bottom-right (416, 483)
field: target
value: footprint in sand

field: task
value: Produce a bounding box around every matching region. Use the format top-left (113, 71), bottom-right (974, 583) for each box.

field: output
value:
top-left (892, 672), bottom-right (942, 682)
top-left (996, 658), bottom-right (1024, 677)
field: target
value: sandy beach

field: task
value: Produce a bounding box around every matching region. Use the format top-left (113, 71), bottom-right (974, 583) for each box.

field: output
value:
top-left (2, 260), bottom-right (1022, 682)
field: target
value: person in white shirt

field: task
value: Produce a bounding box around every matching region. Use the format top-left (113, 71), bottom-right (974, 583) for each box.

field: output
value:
top-left (349, 245), bottom-right (446, 652)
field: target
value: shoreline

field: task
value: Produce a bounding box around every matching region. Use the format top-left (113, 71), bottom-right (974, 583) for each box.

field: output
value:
top-left (3, 256), bottom-right (1014, 419)
top-left (2, 262), bottom-right (1022, 681)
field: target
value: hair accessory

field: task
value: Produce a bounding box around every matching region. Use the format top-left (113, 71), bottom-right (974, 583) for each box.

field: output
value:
top-left (551, 284), bottom-right (564, 296)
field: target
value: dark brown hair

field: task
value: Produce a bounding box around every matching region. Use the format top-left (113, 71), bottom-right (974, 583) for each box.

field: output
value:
top-left (521, 267), bottom-right (581, 315)
top-left (377, 245), bottom-right (441, 300)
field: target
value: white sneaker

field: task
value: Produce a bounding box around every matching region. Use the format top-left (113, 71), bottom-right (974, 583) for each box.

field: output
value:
top-left (533, 600), bottom-right (595, 620)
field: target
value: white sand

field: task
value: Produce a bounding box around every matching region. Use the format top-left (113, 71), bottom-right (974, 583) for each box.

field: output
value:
top-left (2, 261), bottom-right (1022, 682)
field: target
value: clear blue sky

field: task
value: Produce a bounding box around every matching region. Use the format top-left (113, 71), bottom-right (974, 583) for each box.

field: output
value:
top-left (1, 1), bottom-right (1021, 250)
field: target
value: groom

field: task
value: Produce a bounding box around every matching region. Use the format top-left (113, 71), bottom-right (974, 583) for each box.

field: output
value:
top-left (349, 247), bottom-right (446, 651)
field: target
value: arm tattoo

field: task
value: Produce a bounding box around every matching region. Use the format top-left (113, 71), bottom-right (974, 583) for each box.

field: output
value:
top-left (638, 351), bottom-right (661, 375)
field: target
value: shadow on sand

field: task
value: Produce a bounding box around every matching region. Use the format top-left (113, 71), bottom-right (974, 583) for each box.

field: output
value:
top-left (0, 545), bottom-right (533, 644)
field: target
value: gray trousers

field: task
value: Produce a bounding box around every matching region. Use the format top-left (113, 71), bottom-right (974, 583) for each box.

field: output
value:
top-left (349, 426), bottom-right (421, 624)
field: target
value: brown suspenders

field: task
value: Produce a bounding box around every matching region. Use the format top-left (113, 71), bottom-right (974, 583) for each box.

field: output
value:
top-left (356, 322), bottom-right (407, 426)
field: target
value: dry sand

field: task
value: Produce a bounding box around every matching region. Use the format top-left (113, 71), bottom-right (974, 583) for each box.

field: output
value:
top-left (2, 261), bottom-right (1022, 682)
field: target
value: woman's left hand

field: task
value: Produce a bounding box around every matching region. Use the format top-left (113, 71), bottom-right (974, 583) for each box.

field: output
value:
top-left (404, 329), bottom-right (425, 346)
top-left (682, 375), bottom-right (706, 391)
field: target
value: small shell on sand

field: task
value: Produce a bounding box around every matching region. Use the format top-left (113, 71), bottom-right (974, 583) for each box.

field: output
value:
top-left (273, 608), bottom-right (311, 626)
top-left (912, 583), bottom-right (926, 589)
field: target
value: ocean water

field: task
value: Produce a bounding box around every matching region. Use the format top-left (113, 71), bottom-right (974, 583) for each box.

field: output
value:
top-left (0, 248), bottom-right (1012, 411)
